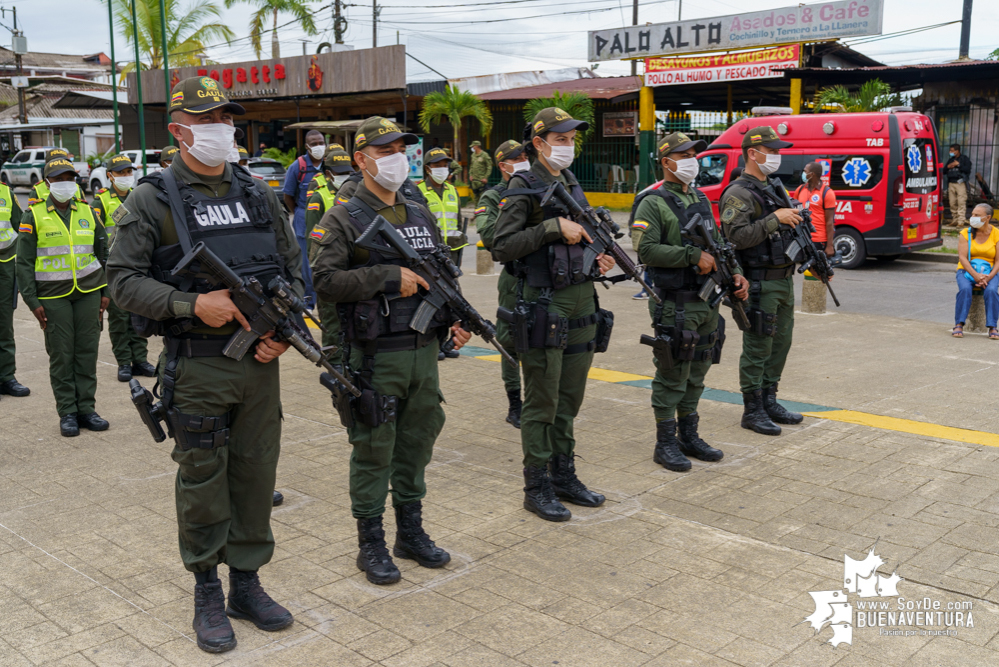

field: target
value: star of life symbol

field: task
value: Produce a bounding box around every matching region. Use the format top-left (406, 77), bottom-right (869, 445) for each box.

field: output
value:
top-left (841, 157), bottom-right (872, 187)
top-left (801, 541), bottom-right (903, 648)
top-left (906, 145), bottom-right (922, 173)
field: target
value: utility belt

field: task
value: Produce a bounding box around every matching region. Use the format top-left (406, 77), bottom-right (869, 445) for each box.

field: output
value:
top-left (639, 289), bottom-right (725, 370)
top-left (498, 282), bottom-right (613, 356)
top-left (744, 265), bottom-right (794, 282)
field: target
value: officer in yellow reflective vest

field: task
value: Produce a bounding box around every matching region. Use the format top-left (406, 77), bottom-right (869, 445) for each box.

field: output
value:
top-left (160, 145), bottom-right (178, 169)
top-left (91, 153), bottom-right (156, 383)
top-left (305, 146), bottom-right (355, 351)
top-left (0, 179), bottom-right (30, 399)
top-left (417, 147), bottom-right (464, 251)
top-left (31, 151), bottom-right (86, 205)
top-left (17, 158), bottom-right (110, 437)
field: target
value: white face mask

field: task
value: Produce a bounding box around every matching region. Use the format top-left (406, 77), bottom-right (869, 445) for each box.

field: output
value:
top-left (365, 151), bottom-right (410, 192)
top-left (332, 174), bottom-right (350, 187)
top-left (970, 216), bottom-right (985, 229)
top-left (112, 175), bottom-right (135, 192)
top-left (49, 181), bottom-right (77, 203)
top-left (309, 145), bottom-right (326, 160)
top-left (753, 150), bottom-right (781, 176)
top-left (227, 147), bottom-right (240, 164)
top-left (178, 123), bottom-right (236, 168)
top-left (541, 140), bottom-right (574, 171)
top-left (666, 157), bottom-right (699, 185)
top-left (509, 160), bottom-right (530, 174)
top-left (429, 167), bottom-right (450, 184)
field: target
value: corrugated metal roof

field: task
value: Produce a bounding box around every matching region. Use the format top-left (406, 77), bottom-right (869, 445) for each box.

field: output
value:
top-left (0, 94), bottom-right (113, 122)
top-left (783, 59), bottom-right (999, 89)
top-left (0, 47), bottom-right (109, 73)
top-left (477, 76), bottom-right (642, 101)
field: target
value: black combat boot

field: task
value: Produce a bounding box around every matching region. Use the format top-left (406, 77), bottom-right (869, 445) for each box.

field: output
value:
top-left (193, 568), bottom-right (236, 653)
top-left (60, 414), bottom-right (79, 438)
top-left (393, 501), bottom-right (451, 568)
top-left (505, 389), bottom-right (522, 429)
top-left (549, 454), bottom-right (605, 507)
top-left (0, 378), bottom-right (29, 397)
top-left (652, 419), bottom-right (691, 472)
top-left (132, 361), bottom-right (157, 377)
top-left (677, 412), bottom-right (724, 462)
top-left (356, 516), bottom-right (401, 585)
top-left (117, 365), bottom-right (132, 382)
top-left (226, 568), bottom-right (293, 631)
top-left (523, 465), bottom-right (571, 521)
top-left (763, 383), bottom-right (803, 424)
top-left (78, 412), bottom-right (109, 431)
top-left (272, 490), bottom-right (284, 506)
top-left (741, 390), bottom-right (781, 436)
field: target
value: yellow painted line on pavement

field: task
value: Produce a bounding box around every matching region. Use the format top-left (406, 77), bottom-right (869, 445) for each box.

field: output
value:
top-left (802, 410), bottom-right (999, 448)
top-left (474, 353), bottom-right (653, 384)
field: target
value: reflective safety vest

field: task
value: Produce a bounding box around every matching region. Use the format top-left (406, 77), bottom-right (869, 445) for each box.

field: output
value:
top-left (30, 201), bottom-right (106, 299)
top-left (0, 183), bottom-right (15, 262)
top-left (311, 180), bottom-right (337, 212)
top-left (417, 180), bottom-right (460, 234)
top-left (95, 187), bottom-right (130, 244)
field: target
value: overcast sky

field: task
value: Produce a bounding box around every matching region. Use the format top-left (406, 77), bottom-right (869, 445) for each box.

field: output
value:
top-left (7, 0), bottom-right (998, 82)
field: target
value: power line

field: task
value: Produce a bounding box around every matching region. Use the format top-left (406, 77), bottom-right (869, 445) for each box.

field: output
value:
top-left (844, 21), bottom-right (961, 46)
top-left (353, 0), bottom-right (665, 26)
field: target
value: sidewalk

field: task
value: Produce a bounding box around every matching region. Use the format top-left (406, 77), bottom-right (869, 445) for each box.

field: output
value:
top-left (1, 273), bottom-right (998, 666)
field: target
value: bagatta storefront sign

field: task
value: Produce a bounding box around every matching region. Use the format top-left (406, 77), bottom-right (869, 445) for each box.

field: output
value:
top-left (588, 0), bottom-right (882, 62)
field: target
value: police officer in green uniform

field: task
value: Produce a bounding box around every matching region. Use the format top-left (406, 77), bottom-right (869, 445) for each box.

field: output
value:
top-left (106, 77), bottom-right (298, 653)
top-left (160, 145), bottom-right (179, 168)
top-left (91, 153), bottom-right (157, 382)
top-left (30, 149), bottom-right (85, 204)
top-left (468, 140), bottom-right (492, 204)
top-left (417, 147), bottom-right (464, 250)
top-left (334, 146), bottom-right (427, 208)
top-left (17, 159), bottom-right (109, 437)
top-left (474, 139), bottom-right (528, 428)
top-left (310, 115), bottom-right (472, 585)
top-left (493, 107), bottom-right (615, 522)
top-left (305, 146), bottom-right (354, 351)
top-left (0, 176), bottom-right (30, 399)
top-left (634, 132), bottom-right (749, 471)
top-left (718, 126), bottom-right (805, 436)
top-left (237, 145), bottom-right (250, 167)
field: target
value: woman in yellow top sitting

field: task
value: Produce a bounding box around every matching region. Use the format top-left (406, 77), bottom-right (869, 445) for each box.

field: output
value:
top-left (954, 203), bottom-right (999, 339)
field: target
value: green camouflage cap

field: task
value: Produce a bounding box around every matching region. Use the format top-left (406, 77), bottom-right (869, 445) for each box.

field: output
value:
top-left (47, 147), bottom-right (70, 160)
top-left (353, 116), bottom-right (417, 151)
top-left (742, 124), bottom-right (793, 150)
top-left (494, 140), bottom-right (525, 163)
top-left (168, 76), bottom-right (245, 115)
top-left (425, 147), bottom-right (450, 165)
top-left (159, 145), bottom-right (179, 164)
top-left (530, 106), bottom-right (588, 138)
top-left (44, 158), bottom-right (76, 179)
top-left (106, 153), bottom-right (134, 172)
top-left (470, 140), bottom-right (482, 147)
top-left (323, 148), bottom-right (354, 174)
top-left (237, 146), bottom-right (250, 159)
top-left (657, 131), bottom-right (706, 157)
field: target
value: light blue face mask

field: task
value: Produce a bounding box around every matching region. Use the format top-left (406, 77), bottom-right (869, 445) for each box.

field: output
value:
top-left (801, 172), bottom-right (809, 183)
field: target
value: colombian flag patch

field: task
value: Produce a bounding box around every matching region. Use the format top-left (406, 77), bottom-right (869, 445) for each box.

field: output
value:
top-left (498, 198), bottom-right (507, 208)
top-left (474, 206), bottom-right (486, 215)
top-left (19, 223), bottom-right (32, 233)
top-left (307, 202), bottom-right (320, 211)
top-left (310, 228), bottom-right (325, 240)
top-left (171, 91), bottom-right (184, 105)
top-left (632, 220), bottom-right (649, 230)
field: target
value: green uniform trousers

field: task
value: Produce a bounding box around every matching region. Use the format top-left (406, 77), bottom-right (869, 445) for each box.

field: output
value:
top-left (161, 352), bottom-right (282, 573)
top-left (648, 298), bottom-right (719, 422)
top-left (495, 269), bottom-right (521, 394)
top-left (347, 341), bottom-right (445, 519)
top-left (520, 282), bottom-right (596, 469)
top-left (0, 259), bottom-right (16, 382)
top-left (107, 298), bottom-right (148, 365)
top-left (740, 275), bottom-right (794, 393)
top-left (42, 290), bottom-right (101, 417)
top-left (318, 298), bottom-right (340, 353)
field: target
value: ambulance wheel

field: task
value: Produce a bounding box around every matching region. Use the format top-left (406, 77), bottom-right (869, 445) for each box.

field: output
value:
top-left (834, 228), bottom-right (866, 270)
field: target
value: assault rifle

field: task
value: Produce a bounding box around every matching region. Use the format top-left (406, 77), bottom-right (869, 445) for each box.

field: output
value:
top-left (355, 215), bottom-right (517, 366)
top-left (785, 206), bottom-right (841, 307)
top-left (540, 181), bottom-right (661, 305)
top-left (679, 212), bottom-right (752, 332)
top-left (171, 241), bottom-right (361, 411)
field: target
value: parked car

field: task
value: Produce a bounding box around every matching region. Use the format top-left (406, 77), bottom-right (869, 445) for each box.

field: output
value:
top-left (88, 149), bottom-right (162, 192)
top-left (245, 157), bottom-right (287, 195)
top-left (1, 147), bottom-right (89, 190)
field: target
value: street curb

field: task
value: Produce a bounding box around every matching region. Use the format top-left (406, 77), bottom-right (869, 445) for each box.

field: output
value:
top-left (905, 251), bottom-right (958, 264)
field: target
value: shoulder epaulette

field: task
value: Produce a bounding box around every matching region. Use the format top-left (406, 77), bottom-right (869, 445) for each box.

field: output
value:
top-left (97, 188), bottom-right (107, 194)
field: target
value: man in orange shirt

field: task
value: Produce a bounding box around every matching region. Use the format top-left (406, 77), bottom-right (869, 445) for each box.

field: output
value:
top-left (794, 162), bottom-right (836, 256)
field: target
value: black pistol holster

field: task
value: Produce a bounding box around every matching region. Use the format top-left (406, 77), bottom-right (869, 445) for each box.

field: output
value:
top-left (745, 280), bottom-right (777, 337)
top-left (353, 346), bottom-right (399, 428)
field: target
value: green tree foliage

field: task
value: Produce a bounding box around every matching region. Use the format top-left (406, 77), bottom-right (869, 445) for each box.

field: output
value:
top-left (263, 146), bottom-right (298, 167)
top-left (419, 86), bottom-right (493, 165)
top-left (223, 0), bottom-right (318, 59)
top-left (524, 91), bottom-right (595, 156)
top-left (813, 79), bottom-right (905, 113)
top-left (112, 0), bottom-right (234, 74)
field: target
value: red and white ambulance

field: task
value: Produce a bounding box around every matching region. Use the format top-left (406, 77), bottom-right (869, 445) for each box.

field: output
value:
top-left (680, 109), bottom-right (944, 268)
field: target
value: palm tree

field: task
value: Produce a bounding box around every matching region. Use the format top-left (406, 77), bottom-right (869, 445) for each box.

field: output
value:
top-left (113, 0), bottom-right (234, 74)
top-left (813, 79), bottom-right (905, 113)
top-left (224, 0), bottom-right (318, 59)
top-left (419, 86), bottom-right (493, 168)
top-left (524, 91), bottom-right (595, 156)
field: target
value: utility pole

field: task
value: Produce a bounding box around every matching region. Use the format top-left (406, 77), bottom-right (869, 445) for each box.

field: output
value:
top-left (107, 0), bottom-right (120, 152)
top-left (630, 0), bottom-right (638, 76)
top-left (958, 0), bottom-right (973, 59)
top-left (2, 7), bottom-right (26, 125)
top-left (372, 0), bottom-right (380, 48)
top-left (333, 0), bottom-right (346, 45)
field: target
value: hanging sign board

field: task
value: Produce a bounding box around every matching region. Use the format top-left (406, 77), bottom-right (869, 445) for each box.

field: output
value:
top-left (589, 0), bottom-right (882, 62)
top-left (644, 44), bottom-right (800, 87)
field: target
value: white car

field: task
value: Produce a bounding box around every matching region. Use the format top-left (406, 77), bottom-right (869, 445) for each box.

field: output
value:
top-left (1, 146), bottom-right (89, 189)
top-left (88, 149), bottom-right (163, 192)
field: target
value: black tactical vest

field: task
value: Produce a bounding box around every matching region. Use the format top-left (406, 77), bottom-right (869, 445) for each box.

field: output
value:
top-left (634, 185), bottom-right (714, 291)
top-left (503, 169), bottom-right (593, 289)
top-left (723, 176), bottom-right (795, 270)
top-left (338, 197), bottom-right (450, 342)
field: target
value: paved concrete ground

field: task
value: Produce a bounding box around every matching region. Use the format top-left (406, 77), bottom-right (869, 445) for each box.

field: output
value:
top-left (3, 207), bottom-right (999, 666)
